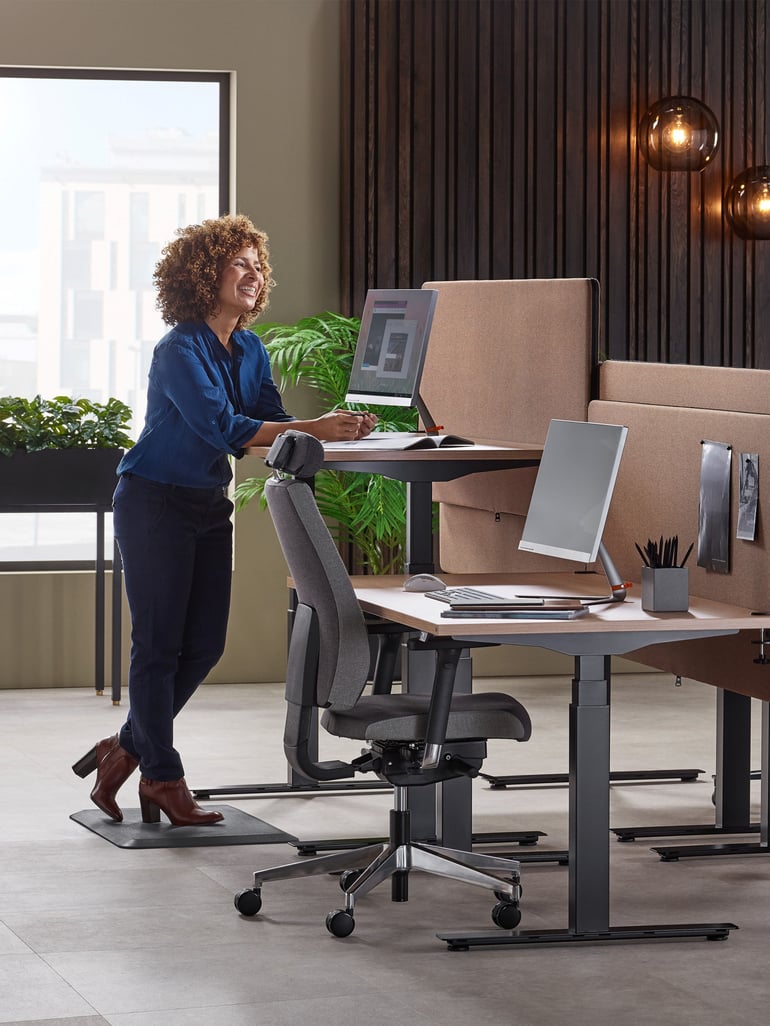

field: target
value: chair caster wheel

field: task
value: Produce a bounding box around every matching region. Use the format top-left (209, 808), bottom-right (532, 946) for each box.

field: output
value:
top-left (491, 900), bottom-right (521, 930)
top-left (234, 888), bottom-right (262, 916)
top-left (326, 908), bottom-right (355, 937)
top-left (339, 869), bottom-right (363, 892)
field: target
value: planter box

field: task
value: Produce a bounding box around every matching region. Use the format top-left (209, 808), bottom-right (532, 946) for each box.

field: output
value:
top-left (0, 449), bottom-right (123, 508)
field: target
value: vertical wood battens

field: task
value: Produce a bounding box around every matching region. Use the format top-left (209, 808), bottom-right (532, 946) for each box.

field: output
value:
top-left (341, 0), bottom-right (770, 368)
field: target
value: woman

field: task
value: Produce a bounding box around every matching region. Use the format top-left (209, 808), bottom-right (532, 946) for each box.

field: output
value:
top-left (73, 214), bottom-right (377, 826)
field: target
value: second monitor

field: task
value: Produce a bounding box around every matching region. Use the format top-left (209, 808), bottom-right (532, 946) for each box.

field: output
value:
top-left (518, 418), bottom-right (629, 601)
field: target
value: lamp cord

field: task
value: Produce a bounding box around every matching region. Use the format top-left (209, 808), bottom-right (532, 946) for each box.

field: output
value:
top-left (763, 0), bottom-right (767, 163)
top-left (677, 0), bottom-right (684, 96)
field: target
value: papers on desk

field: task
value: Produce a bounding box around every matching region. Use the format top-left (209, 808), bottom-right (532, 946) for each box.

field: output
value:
top-left (440, 606), bottom-right (590, 620)
top-left (323, 432), bottom-right (474, 451)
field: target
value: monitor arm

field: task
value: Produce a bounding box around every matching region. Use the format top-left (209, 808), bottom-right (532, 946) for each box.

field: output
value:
top-left (415, 393), bottom-right (440, 435)
top-left (598, 542), bottom-right (629, 602)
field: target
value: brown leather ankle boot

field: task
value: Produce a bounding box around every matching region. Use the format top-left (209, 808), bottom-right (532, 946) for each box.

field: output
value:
top-left (72, 734), bottom-right (139, 822)
top-left (138, 776), bottom-right (224, 826)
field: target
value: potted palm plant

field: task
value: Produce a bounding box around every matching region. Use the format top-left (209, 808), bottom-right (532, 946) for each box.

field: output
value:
top-left (0, 394), bottom-right (133, 505)
top-left (235, 311), bottom-right (418, 574)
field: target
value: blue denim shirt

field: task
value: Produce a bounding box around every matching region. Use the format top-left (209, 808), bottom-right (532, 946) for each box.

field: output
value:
top-left (117, 321), bottom-right (294, 488)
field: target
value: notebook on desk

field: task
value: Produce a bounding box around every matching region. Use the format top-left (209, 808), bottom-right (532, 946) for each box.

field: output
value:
top-left (424, 586), bottom-right (587, 612)
top-left (323, 432), bottom-right (472, 451)
top-left (440, 605), bottom-right (590, 620)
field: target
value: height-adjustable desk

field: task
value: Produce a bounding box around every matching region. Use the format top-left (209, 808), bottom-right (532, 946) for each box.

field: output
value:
top-left (353, 572), bottom-right (770, 948)
top-left (317, 441), bottom-right (542, 573)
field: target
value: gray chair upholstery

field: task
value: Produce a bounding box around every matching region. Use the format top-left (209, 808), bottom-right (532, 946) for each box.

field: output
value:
top-left (234, 430), bottom-right (532, 937)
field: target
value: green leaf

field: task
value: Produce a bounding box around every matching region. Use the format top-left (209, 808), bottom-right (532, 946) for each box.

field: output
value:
top-left (0, 394), bottom-right (134, 454)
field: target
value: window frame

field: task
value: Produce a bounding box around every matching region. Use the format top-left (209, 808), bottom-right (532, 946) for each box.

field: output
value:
top-left (0, 66), bottom-right (231, 571)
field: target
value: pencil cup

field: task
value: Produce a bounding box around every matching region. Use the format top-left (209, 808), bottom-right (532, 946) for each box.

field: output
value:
top-left (641, 566), bottom-right (689, 612)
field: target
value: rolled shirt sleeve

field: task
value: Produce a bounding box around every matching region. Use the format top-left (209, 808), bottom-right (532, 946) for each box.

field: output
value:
top-left (117, 322), bottom-right (295, 488)
top-left (160, 342), bottom-right (263, 454)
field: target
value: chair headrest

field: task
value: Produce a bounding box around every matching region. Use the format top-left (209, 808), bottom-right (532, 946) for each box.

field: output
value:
top-left (265, 430), bottom-right (325, 478)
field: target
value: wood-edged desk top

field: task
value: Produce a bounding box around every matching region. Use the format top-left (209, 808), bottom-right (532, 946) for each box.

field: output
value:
top-left (349, 572), bottom-right (770, 641)
top-left (245, 438), bottom-right (542, 466)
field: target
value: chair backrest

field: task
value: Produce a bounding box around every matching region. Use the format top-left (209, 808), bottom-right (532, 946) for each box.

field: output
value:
top-left (264, 439), bottom-right (371, 711)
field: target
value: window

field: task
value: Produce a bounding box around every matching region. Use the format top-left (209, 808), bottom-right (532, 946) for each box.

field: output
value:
top-left (0, 69), bottom-right (229, 566)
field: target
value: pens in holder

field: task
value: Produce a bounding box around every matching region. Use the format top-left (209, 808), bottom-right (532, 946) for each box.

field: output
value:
top-left (637, 535), bottom-right (693, 568)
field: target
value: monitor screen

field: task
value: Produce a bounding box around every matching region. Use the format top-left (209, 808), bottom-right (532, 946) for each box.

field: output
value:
top-left (345, 288), bottom-right (438, 407)
top-left (519, 419), bottom-right (628, 564)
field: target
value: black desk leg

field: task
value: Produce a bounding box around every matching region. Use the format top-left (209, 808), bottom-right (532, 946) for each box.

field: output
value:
top-left (569, 656), bottom-right (611, 933)
top-left (438, 654), bottom-right (736, 949)
top-left (652, 698), bottom-right (770, 862)
top-left (762, 702), bottom-right (769, 848)
top-left (716, 689), bottom-right (752, 829)
top-left (405, 480), bottom-right (434, 575)
top-left (613, 689), bottom-right (757, 845)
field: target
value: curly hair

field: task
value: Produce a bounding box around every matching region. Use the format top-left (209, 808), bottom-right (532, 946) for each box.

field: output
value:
top-left (153, 214), bottom-right (275, 329)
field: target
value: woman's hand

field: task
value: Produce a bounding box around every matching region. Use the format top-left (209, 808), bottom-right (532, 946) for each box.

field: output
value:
top-left (244, 410), bottom-right (379, 447)
top-left (312, 410), bottom-right (379, 441)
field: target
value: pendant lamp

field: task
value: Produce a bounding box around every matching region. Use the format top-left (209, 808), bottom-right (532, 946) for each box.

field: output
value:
top-left (639, 95), bottom-right (720, 171)
top-left (725, 167), bottom-right (770, 240)
top-left (638, 4), bottom-right (719, 172)
top-left (725, 0), bottom-right (770, 239)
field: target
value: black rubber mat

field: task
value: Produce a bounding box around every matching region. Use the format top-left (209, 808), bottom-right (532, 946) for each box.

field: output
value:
top-left (70, 805), bottom-right (296, 849)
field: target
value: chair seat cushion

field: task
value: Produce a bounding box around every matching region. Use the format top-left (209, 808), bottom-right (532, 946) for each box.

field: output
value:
top-left (321, 692), bottom-right (531, 743)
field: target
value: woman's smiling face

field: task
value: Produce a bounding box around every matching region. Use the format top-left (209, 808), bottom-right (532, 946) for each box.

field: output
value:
top-left (216, 246), bottom-right (264, 319)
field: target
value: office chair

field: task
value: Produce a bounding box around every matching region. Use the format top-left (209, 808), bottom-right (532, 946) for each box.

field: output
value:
top-left (233, 430), bottom-right (532, 937)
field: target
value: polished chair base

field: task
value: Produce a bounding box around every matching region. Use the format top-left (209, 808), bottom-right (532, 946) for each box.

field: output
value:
top-left (235, 787), bottom-right (521, 937)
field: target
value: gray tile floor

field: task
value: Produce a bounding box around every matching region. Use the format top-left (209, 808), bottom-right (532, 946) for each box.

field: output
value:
top-left (1, 671), bottom-right (769, 1025)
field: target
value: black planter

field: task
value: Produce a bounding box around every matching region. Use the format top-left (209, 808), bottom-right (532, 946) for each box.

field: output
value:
top-left (0, 448), bottom-right (123, 508)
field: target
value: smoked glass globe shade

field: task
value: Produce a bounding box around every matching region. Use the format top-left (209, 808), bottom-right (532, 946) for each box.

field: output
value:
top-left (639, 95), bottom-right (720, 172)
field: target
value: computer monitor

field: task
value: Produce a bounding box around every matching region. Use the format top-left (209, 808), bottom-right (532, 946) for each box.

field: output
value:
top-left (519, 419), bottom-right (629, 599)
top-left (345, 288), bottom-right (438, 408)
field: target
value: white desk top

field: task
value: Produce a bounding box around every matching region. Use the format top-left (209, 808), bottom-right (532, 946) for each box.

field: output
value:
top-left (351, 572), bottom-right (770, 640)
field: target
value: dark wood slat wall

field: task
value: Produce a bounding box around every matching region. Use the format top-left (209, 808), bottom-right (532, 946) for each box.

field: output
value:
top-left (341, 0), bottom-right (770, 369)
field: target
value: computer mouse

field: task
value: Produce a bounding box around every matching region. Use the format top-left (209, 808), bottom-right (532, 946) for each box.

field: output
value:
top-left (403, 573), bottom-right (447, 592)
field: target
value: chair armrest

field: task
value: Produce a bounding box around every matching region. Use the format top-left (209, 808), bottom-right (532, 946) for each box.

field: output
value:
top-left (408, 637), bottom-right (500, 769)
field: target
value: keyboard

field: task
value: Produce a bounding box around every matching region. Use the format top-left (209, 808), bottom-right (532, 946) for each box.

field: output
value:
top-left (423, 587), bottom-right (543, 608)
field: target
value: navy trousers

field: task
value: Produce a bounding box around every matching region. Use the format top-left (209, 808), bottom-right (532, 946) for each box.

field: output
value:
top-left (112, 474), bottom-right (233, 780)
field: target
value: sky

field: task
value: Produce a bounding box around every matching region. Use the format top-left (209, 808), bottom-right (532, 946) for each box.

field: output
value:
top-left (0, 75), bottom-right (220, 314)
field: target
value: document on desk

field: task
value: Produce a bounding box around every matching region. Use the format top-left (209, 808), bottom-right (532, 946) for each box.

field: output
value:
top-left (323, 432), bottom-right (474, 451)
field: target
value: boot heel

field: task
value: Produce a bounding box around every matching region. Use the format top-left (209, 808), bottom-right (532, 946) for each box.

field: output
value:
top-left (140, 793), bottom-right (161, 824)
top-left (72, 747), bottom-right (98, 778)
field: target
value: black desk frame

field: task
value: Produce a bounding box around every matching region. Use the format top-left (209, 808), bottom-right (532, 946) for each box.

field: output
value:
top-left (429, 629), bottom-right (739, 949)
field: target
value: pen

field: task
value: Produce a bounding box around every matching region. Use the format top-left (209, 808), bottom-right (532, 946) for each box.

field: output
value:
top-left (680, 542), bottom-right (694, 567)
top-left (635, 542), bottom-right (649, 567)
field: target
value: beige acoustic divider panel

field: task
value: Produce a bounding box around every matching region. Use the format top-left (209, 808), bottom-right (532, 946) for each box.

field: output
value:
top-left (420, 278), bottom-right (597, 573)
top-left (591, 361), bottom-right (770, 701)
